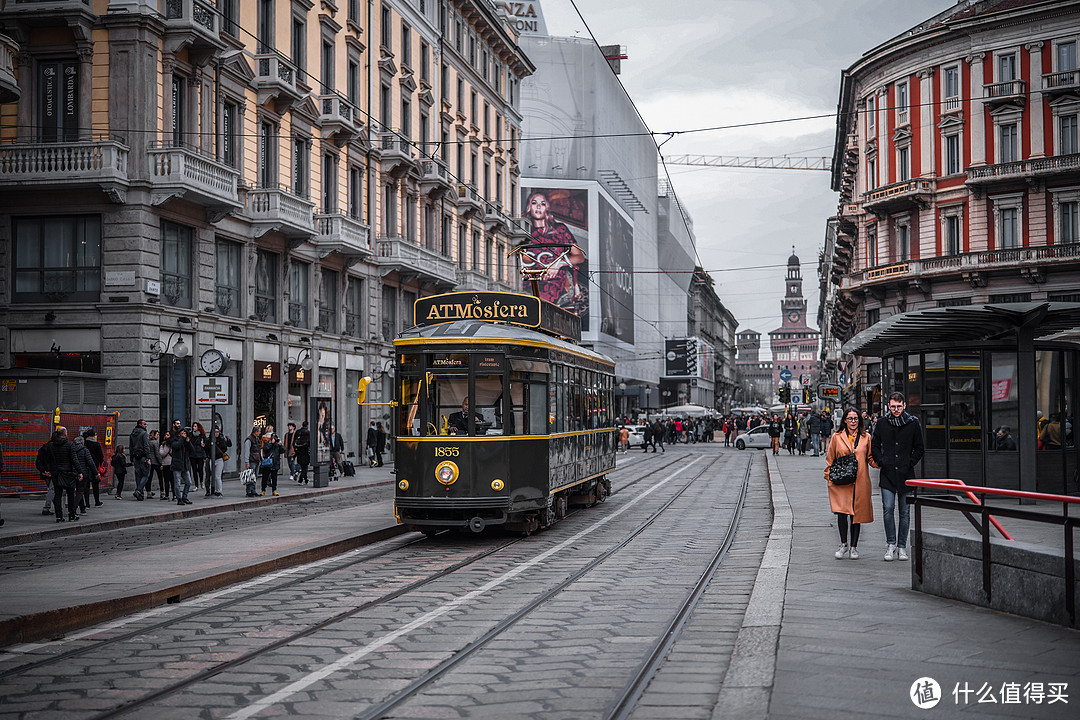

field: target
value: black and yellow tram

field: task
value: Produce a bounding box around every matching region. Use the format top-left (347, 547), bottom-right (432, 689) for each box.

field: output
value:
top-left (391, 291), bottom-right (616, 534)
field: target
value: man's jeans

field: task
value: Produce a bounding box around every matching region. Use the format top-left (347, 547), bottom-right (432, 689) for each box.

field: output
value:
top-left (172, 469), bottom-right (192, 501)
top-left (134, 458), bottom-right (151, 495)
top-left (810, 432), bottom-right (822, 456)
top-left (881, 487), bottom-right (911, 548)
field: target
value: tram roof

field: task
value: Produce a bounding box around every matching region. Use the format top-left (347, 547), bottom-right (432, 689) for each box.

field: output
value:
top-left (395, 319), bottom-right (615, 367)
top-left (842, 302), bottom-right (1080, 356)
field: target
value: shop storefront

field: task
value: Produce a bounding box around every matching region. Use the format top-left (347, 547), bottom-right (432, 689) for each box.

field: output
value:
top-left (253, 360), bottom-right (279, 433)
top-left (843, 303), bottom-right (1080, 496)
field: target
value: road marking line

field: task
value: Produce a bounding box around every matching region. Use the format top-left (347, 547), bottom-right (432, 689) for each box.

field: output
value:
top-left (226, 457), bottom-right (704, 720)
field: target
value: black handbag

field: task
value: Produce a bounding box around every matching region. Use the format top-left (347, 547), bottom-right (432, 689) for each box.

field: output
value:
top-left (830, 435), bottom-right (860, 486)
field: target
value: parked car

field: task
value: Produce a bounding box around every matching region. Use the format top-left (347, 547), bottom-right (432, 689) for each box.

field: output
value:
top-left (734, 425), bottom-right (773, 450)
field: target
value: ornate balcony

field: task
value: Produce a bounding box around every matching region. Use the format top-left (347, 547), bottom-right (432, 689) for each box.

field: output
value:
top-left (0, 33), bottom-right (18, 104)
top-left (455, 269), bottom-right (515, 292)
top-left (161, 0), bottom-right (224, 66)
top-left (0, 138), bottom-right (128, 202)
top-left (420, 159), bottom-right (451, 197)
top-left (983, 79), bottom-right (1026, 108)
top-left (455, 183), bottom-right (482, 217)
top-left (0, 0), bottom-right (95, 26)
top-left (148, 142), bottom-right (240, 220)
top-left (377, 132), bottom-right (419, 179)
top-left (1043, 69), bottom-right (1080, 99)
top-left (966, 153), bottom-right (1080, 191)
top-left (254, 54), bottom-right (306, 114)
top-left (314, 212), bottom-right (371, 263)
top-left (247, 184), bottom-right (315, 239)
top-left (375, 236), bottom-right (457, 289)
top-left (843, 242), bottom-right (1080, 294)
top-left (507, 217), bottom-right (532, 242)
top-left (319, 95), bottom-right (360, 146)
top-left (484, 201), bottom-right (506, 232)
top-left (861, 178), bottom-right (934, 216)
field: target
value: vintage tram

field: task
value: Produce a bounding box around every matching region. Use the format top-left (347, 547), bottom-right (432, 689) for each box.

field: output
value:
top-left (391, 291), bottom-right (617, 534)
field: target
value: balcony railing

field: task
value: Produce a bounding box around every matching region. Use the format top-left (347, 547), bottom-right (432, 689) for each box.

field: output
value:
top-left (845, 242), bottom-right (1080, 291)
top-left (378, 132), bottom-right (418, 177)
top-left (254, 54), bottom-right (305, 112)
top-left (319, 96), bottom-right (359, 143)
top-left (967, 153), bottom-right (1080, 186)
top-left (0, 32), bottom-right (18, 103)
top-left (0, 138), bottom-right (128, 188)
top-left (314, 212), bottom-right (370, 258)
top-left (1042, 70), bottom-right (1080, 93)
top-left (248, 184), bottom-right (315, 237)
top-left (455, 268), bottom-right (494, 292)
top-left (376, 236), bottom-right (457, 288)
top-left (861, 178), bottom-right (933, 213)
top-left (161, 0), bottom-right (222, 62)
top-left (148, 142), bottom-right (239, 208)
top-left (456, 183), bottom-right (482, 215)
top-left (983, 79), bottom-right (1026, 101)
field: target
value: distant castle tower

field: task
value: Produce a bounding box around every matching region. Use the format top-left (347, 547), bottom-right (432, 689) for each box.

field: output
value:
top-left (769, 248), bottom-right (820, 391)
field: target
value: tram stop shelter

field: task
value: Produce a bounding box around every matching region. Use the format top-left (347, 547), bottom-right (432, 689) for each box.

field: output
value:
top-left (842, 302), bottom-right (1080, 498)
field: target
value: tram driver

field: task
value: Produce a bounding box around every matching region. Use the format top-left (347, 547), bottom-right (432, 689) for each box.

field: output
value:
top-left (448, 397), bottom-right (486, 435)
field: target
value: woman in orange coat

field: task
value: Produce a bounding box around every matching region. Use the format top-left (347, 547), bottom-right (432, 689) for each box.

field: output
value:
top-left (825, 407), bottom-right (878, 559)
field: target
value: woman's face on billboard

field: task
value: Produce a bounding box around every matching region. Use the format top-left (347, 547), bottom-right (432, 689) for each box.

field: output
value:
top-left (527, 193), bottom-right (549, 220)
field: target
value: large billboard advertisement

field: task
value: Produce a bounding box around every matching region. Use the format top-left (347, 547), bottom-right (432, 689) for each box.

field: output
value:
top-left (520, 183), bottom-right (636, 344)
top-left (599, 194), bottom-right (634, 343)
top-left (521, 186), bottom-right (590, 331)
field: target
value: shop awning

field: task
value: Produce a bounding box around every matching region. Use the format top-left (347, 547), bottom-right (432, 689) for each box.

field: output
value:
top-left (841, 302), bottom-right (1080, 356)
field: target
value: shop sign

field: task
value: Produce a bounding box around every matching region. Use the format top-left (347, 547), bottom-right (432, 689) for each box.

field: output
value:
top-left (255, 361), bottom-right (280, 382)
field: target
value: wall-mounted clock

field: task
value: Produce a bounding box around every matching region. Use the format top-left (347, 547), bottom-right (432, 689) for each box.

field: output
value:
top-left (788, 311), bottom-right (801, 323)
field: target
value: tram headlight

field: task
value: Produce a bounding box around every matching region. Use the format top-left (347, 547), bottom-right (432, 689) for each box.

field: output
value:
top-left (398, 479), bottom-right (409, 491)
top-left (435, 460), bottom-right (459, 485)
top-left (491, 478), bottom-right (504, 491)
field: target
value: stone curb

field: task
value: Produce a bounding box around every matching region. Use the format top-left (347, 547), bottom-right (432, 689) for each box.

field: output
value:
top-left (711, 452), bottom-right (792, 720)
top-left (0, 523), bottom-right (407, 647)
top-left (0, 481), bottom-right (394, 548)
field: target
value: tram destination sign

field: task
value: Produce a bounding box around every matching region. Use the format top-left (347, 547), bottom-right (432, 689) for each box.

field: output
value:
top-left (414, 292), bottom-right (581, 341)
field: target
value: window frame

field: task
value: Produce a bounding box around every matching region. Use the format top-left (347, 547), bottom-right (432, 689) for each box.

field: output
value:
top-left (12, 214), bottom-right (102, 304)
top-left (160, 219), bottom-right (194, 309)
top-left (214, 237), bottom-right (243, 317)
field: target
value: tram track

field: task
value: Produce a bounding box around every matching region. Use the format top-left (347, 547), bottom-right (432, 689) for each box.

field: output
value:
top-left (0, 450), bottom-right (690, 718)
top-left (354, 453), bottom-right (751, 720)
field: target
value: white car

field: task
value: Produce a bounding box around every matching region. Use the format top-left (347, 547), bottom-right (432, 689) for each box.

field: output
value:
top-left (734, 425), bottom-right (773, 450)
top-left (625, 425), bottom-right (647, 447)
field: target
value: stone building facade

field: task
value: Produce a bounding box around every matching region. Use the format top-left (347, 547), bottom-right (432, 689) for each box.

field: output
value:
top-left (0, 0), bottom-right (533, 467)
top-left (823, 0), bottom-right (1080, 414)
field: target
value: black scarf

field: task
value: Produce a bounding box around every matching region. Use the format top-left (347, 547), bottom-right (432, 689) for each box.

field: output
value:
top-left (887, 411), bottom-right (915, 427)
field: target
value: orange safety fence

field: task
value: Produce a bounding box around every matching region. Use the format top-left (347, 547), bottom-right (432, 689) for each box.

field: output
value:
top-left (0, 410), bottom-right (117, 495)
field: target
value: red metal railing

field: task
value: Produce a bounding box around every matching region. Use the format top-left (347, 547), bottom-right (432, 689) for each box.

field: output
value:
top-left (907, 478), bottom-right (1080, 624)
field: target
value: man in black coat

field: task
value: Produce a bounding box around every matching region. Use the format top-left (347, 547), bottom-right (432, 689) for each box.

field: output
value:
top-left (871, 392), bottom-right (925, 562)
top-left (44, 426), bottom-right (82, 522)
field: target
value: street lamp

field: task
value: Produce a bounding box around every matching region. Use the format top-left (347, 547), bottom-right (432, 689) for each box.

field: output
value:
top-left (148, 333), bottom-right (190, 363)
top-left (287, 347), bottom-right (315, 371)
top-left (618, 382), bottom-right (626, 418)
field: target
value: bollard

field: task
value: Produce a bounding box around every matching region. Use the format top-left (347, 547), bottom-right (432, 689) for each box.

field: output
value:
top-left (311, 464), bottom-right (328, 488)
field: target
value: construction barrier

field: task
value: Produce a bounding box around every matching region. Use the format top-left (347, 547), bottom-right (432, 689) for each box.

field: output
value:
top-left (0, 410), bottom-right (117, 495)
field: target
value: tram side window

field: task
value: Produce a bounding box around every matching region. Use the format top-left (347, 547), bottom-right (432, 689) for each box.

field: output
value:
top-left (529, 380), bottom-right (548, 434)
top-left (474, 375), bottom-right (504, 435)
top-left (398, 376), bottom-right (422, 437)
top-left (571, 368), bottom-right (584, 431)
top-left (508, 372), bottom-right (549, 435)
top-left (555, 364), bottom-right (566, 433)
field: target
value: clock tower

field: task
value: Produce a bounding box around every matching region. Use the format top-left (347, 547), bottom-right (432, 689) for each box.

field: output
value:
top-left (769, 247), bottom-right (820, 391)
top-left (781, 247), bottom-right (807, 329)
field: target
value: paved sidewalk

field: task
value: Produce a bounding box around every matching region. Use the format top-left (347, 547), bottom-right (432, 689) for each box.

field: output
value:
top-left (0, 461), bottom-right (403, 645)
top-left (760, 451), bottom-right (1080, 719)
top-left (0, 461), bottom-right (396, 546)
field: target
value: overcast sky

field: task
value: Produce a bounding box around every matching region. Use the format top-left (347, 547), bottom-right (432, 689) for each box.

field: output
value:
top-left (534, 0), bottom-right (952, 346)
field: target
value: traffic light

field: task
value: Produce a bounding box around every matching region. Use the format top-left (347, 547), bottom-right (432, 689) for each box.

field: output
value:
top-left (778, 384), bottom-right (790, 403)
top-left (357, 376), bottom-right (372, 405)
